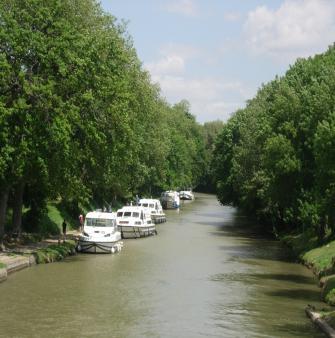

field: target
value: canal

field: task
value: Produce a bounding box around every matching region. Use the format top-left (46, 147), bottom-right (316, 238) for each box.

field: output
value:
top-left (0, 194), bottom-right (325, 337)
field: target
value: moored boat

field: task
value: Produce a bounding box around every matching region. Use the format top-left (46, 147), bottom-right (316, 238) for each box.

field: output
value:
top-left (179, 189), bottom-right (195, 201)
top-left (116, 206), bottom-right (157, 238)
top-left (138, 198), bottom-right (166, 223)
top-left (160, 191), bottom-right (180, 209)
top-left (77, 211), bottom-right (123, 253)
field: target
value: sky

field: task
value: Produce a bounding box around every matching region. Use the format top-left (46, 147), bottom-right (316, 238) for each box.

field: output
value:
top-left (100, 0), bottom-right (335, 123)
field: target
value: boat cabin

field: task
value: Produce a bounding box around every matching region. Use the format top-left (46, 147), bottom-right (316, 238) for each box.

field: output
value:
top-left (83, 211), bottom-right (118, 237)
top-left (116, 206), bottom-right (152, 227)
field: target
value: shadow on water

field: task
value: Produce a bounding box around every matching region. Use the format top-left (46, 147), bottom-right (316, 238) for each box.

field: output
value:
top-left (195, 212), bottom-right (239, 219)
top-left (251, 273), bottom-right (316, 285)
top-left (195, 220), bottom-right (225, 227)
top-left (209, 273), bottom-right (316, 285)
top-left (274, 322), bottom-right (320, 338)
top-left (218, 241), bottom-right (295, 262)
top-left (212, 229), bottom-right (273, 240)
top-left (266, 289), bottom-right (321, 302)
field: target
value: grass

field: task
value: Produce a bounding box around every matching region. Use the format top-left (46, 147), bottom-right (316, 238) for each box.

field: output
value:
top-left (0, 262), bottom-right (6, 269)
top-left (281, 228), bottom-right (335, 305)
top-left (321, 275), bottom-right (335, 305)
top-left (41, 202), bottom-right (77, 234)
top-left (302, 241), bottom-right (335, 277)
top-left (322, 310), bottom-right (335, 327)
top-left (281, 228), bottom-right (335, 277)
top-left (34, 240), bottom-right (76, 264)
top-left (281, 228), bottom-right (320, 257)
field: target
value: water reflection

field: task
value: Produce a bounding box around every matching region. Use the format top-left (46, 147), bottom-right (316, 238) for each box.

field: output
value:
top-left (0, 194), bottom-right (325, 338)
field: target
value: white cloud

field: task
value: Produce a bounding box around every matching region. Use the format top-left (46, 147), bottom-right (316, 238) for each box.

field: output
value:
top-left (144, 44), bottom-right (253, 122)
top-left (144, 43), bottom-right (200, 76)
top-left (164, 0), bottom-right (198, 17)
top-left (145, 55), bottom-right (185, 75)
top-left (147, 73), bottom-right (250, 122)
top-left (244, 0), bottom-right (335, 62)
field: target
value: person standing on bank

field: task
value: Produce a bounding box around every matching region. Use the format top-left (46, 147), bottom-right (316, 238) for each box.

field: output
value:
top-left (62, 219), bottom-right (67, 242)
top-left (79, 214), bottom-right (84, 233)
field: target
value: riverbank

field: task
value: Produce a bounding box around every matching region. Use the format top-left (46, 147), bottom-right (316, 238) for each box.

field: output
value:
top-left (0, 195), bottom-right (325, 337)
top-left (282, 230), bottom-right (335, 302)
top-left (281, 229), bottom-right (335, 336)
top-left (0, 232), bottom-right (78, 283)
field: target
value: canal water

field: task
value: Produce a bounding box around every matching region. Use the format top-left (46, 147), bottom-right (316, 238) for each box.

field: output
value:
top-left (0, 194), bottom-right (325, 337)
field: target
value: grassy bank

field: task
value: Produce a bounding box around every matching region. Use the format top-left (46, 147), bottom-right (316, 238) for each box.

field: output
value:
top-left (34, 241), bottom-right (76, 264)
top-left (27, 199), bottom-right (125, 236)
top-left (281, 229), bottom-right (335, 305)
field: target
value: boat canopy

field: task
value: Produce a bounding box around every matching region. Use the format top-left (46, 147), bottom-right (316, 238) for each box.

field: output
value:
top-left (85, 211), bottom-right (116, 227)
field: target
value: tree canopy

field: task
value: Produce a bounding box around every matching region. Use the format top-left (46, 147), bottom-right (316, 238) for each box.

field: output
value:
top-left (213, 45), bottom-right (335, 239)
top-left (0, 0), bottom-right (210, 245)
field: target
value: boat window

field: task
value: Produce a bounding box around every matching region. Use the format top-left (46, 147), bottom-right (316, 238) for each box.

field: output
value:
top-left (86, 218), bottom-right (115, 227)
top-left (117, 212), bottom-right (123, 217)
top-left (143, 203), bottom-right (148, 207)
top-left (132, 212), bottom-right (139, 217)
top-left (149, 204), bottom-right (154, 208)
top-left (124, 212), bottom-right (131, 217)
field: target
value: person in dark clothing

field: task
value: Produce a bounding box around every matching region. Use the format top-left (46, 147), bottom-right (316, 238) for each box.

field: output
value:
top-left (62, 220), bottom-right (67, 242)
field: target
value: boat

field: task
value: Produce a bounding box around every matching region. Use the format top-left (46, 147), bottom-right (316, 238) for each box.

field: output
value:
top-left (160, 191), bottom-right (180, 209)
top-left (77, 211), bottom-right (123, 253)
top-left (179, 189), bottom-right (195, 201)
top-left (138, 198), bottom-right (166, 223)
top-left (116, 206), bottom-right (157, 238)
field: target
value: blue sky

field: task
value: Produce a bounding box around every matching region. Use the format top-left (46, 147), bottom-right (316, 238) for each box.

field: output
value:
top-left (101, 0), bottom-right (335, 123)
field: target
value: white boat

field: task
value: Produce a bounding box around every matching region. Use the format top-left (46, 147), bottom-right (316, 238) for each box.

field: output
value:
top-left (179, 189), bottom-right (195, 201)
top-left (116, 206), bottom-right (157, 239)
top-left (138, 198), bottom-right (166, 223)
top-left (77, 211), bottom-right (123, 253)
top-left (160, 191), bottom-right (180, 209)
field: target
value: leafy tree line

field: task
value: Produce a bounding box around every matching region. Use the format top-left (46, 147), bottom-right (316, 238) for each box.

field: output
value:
top-left (0, 0), bottom-right (209, 247)
top-left (213, 45), bottom-right (335, 240)
top-left (197, 120), bottom-right (224, 193)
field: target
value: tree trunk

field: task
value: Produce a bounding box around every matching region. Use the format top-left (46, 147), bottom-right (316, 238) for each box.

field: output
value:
top-left (12, 181), bottom-right (25, 237)
top-left (0, 187), bottom-right (9, 251)
top-left (305, 305), bottom-right (335, 338)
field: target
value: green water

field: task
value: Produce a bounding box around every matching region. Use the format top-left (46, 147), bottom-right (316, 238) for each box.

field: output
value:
top-left (0, 194), bottom-right (325, 337)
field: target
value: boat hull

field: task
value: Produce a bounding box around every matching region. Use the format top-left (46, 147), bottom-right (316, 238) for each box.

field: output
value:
top-left (77, 240), bottom-right (123, 254)
top-left (179, 192), bottom-right (195, 200)
top-left (180, 196), bottom-right (194, 200)
top-left (161, 200), bottom-right (180, 209)
top-left (119, 225), bottom-right (157, 239)
top-left (151, 214), bottom-right (166, 223)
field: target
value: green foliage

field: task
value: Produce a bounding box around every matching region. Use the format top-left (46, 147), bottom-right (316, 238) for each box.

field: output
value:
top-left (302, 241), bottom-right (335, 277)
top-left (0, 262), bottom-right (6, 269)
top-left (34, 241), bottom-right (76, 264)
top-left (0, 0), bottom-right (212, 239)
top-left (321, 276), bottom-right (335, 305)
top-left (213, 44), bottom-right (335, 237)
top-left (197, 120), bottom-right (224, 192)
top-left (281, 228), bottom-right (319, 257)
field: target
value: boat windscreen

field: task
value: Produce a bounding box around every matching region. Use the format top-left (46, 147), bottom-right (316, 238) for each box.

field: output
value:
top-left (132, 212), bottom-right (139, 217)
top-left (86, 218), bottom-right (115, 227)
top-left (149, 204), bottom-right (154, 208)
top-left (117, 212), bottom-right (123, 217)
top-left (124, 212), bottom-right (131, 217)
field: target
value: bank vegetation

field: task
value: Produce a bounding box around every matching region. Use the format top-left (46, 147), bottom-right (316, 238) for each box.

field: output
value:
top-left (212, 44), bottom-right (335, 303)
top-left (0, 0), bottom-right (220, 247)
